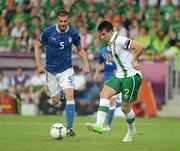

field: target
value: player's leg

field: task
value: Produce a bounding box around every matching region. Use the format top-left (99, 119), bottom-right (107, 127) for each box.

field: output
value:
top-left (121, 102), bottom-right (136, 142)
top-left (103, 96), bottom-right (116, 131)
top-left (86, 85), bottom-right (116, 133)
top-left (86, 75), bottom-right (120, 134)
top-left (46, 72), bottom-right (62, 107)
top-left (121, 74), bottom-right (142, 142)
top-left (64, 88), bottom-right (75, 136)
top-left (116, 92), bottom-right (122, 108)
top-left (59, 68), bottom-right (75, 136)
top-left (104, 92), bottom-right (122, 131)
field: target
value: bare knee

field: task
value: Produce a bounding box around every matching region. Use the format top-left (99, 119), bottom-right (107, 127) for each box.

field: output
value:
top-left (110, 97), bottom-right (116, 107)
top-left (100, 86), bottom-right (116, 99)
top-left (51, 96), bottom-right (60, 105)
top-left (121, 102), bottom-right (131, 114)
top-left (100, 91), bottom-right (106, 98)
top-left (64, 89), bottom-right (74, 101)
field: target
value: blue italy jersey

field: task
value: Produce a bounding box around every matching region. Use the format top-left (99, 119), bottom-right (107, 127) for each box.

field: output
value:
top-left (39, 25), bottom-right (81, 73)
top-left (98, 47), bottom-right (117, 83)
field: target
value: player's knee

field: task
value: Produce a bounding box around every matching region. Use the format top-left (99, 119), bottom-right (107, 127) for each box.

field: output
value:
top-left (121, 103), bottom-right (131, 114)
top-left (100, 89), bottom-right (109, 98)
top-left (64, 93), bottom-right (73, 100)
top-left (63, 89), bottom-right (73, 101)
top-left (51, 96), bottom-right (59, 105)
top-left (110, 97), bottom-right (116, 106)
top-left (100, 91), bottom-right (105, 98)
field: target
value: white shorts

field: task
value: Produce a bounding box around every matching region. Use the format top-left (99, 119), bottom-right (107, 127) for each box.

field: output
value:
top-left (46, 68), bottom-right (74, 97)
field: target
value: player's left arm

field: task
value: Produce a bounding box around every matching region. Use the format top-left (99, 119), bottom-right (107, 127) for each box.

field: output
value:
top-left (130, 40), bottom-right (144, 70)
top-left (76, 45), bottom-right (90, 75)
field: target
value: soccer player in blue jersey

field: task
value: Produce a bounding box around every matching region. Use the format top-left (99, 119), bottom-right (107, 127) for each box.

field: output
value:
top-left (93, 45), bottom-right (121, 131)
top-left (34, 10), bottom-right (90, 137)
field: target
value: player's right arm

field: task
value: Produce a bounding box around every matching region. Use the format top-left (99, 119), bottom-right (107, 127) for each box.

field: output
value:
top-left (130, 40), bottom-right (144, 70)
top-left (93, 63), bottom-right (104, 82)
top-left (34, 40), bottom-right (45, 74)
top-left (34, 28), bottom-right (50, 74)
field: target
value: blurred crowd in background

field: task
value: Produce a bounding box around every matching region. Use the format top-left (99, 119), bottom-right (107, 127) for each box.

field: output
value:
top-left (0, 0), bottom-right (179, 115)
top-left (0, 0), bottom-right (179, 53)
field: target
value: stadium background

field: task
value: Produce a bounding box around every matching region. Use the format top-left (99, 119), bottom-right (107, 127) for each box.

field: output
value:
top-left (0, 0), bottom-right (179, 116)
top-left (0, 1), bottom-right (180, 151)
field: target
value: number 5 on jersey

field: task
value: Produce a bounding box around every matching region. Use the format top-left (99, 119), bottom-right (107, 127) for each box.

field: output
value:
top-left (60, 42), bottom-right (64, 49)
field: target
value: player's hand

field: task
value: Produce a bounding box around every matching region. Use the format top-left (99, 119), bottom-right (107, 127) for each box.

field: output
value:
top-left (131, 59), bottom-right (141, 70)
top-left (81, 64), bottom-right (90, 75)
top-left (103, 54), bottom-right (113, 62)
top-left (37, 64), bottom-right (45, 74)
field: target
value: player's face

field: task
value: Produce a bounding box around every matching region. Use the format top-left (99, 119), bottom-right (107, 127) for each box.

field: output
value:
top-left (99, 29), bottom-right (112, 42)
top-left (57, 16), bottom-right (68, 32)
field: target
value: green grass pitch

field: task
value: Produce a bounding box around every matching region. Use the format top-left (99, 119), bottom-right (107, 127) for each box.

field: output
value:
top-left (0, 115), bottom-right (179, 151)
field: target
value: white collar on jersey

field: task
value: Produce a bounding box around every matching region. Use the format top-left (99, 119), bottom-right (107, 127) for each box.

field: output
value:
top-left (110, 31), bottom-right (118, 43)
top-left (56, 24), bottom-right (69, 33)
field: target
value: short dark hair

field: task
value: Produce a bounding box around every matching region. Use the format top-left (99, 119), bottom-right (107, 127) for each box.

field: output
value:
top-left (56, 9), bottom-right (69, 18)
top-left (97, 21), bottom-right (113, 32)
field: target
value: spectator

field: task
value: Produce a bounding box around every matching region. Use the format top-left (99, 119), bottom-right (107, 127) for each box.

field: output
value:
top-left (79, 26), bottom-right (93, 51)
top-left (162, 39), bottom-right (180, 86)
top-left (123, 10), bottom-right (135, 31)
top-left (21, 30), bottom-right (33, 52)
top-left (28, 16), bottom-right (42, 36)
top-left (148, 18), bottom-right (161, 38)
top-left (11, 37), bottom-right (26, 52)
top-left (169, 7), bottom-right (180, 39)
top-left (135, 26), bottom-right (152, 53)
top-left (72, 11), bottom-right (86, 30)
top-left (86, 5), bottom-right (98, 31)
top-left (0, 70), bottom-right (11, 98)
top-left (29, 68), bottom-right (46, 110)
top-left (160, 0), bottom-right (177, 20)
top-left (12, 4), bottom-right (28, 26)
top-left (10, 18), bottom-right (26, 38)
top-left (0, 27), bottom-right (13, 52)
top-left (112, 15), bottom-right (127, 37)
top-left (105, 8), bottom-right (115, 22)
top-left (11, 67), bottom-right (30, 103)
top-left (129, 19), bottom-right (140, 39)
top-left (152, 29), bottom-right (170, 54)
top-left (138, 0), bottom-right (153, 21)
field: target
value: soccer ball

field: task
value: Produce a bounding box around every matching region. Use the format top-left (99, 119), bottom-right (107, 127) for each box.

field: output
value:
top-left (50, 123), bottom-right (67, 139)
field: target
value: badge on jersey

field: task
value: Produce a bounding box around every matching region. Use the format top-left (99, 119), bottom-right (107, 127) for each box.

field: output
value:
top-left (68, 37), bottom-right (72, 43)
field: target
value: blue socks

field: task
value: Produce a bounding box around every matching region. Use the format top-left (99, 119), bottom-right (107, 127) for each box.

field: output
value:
top-left (65, 100), bottom-right (75, 128)
top-left (106, 101), bottom-right (121, 127)
top-left (106, 109), bottom-right (115, 127)
top-left (116, 101), bottom-right (121, 108)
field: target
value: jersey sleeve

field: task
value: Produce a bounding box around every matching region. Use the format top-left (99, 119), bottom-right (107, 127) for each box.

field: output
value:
top-left (72, 30), bottom-right (81, 46)
top-left (118, 36), bottom-right (132, 50)
top-left (39, 28), bottom-right (50, 45)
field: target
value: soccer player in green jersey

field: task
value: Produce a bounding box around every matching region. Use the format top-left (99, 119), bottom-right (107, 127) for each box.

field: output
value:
top-left (86, 21), bottom-right (144, 142)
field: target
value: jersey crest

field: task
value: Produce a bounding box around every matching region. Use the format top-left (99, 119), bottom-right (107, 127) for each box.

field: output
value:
top-left (68, 37), bottom-right (72, 43)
